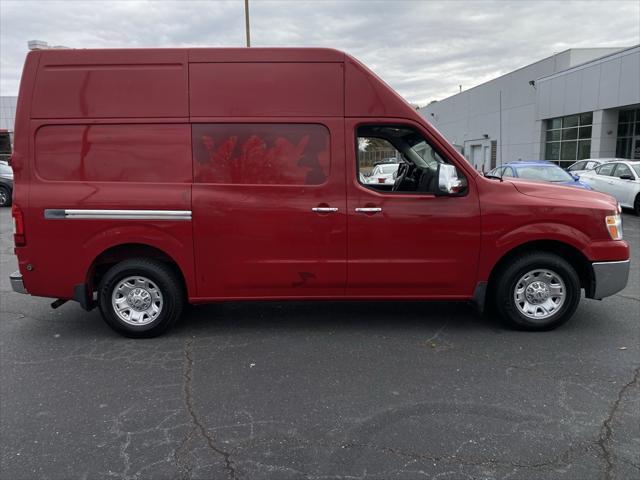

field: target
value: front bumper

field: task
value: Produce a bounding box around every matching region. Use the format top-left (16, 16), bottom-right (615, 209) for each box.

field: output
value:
top-left (591, 260), bottom-right (630, 300)
top-left (9, 271), bottom-right (28, 295)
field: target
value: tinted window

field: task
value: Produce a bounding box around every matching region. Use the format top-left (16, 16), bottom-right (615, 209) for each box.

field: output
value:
top-left (568, 161), bottom-right (585, 171)
top-left (192, 124), bottom-right (330, 185)
top-left (613, 163), bottom-right (633, 178)
top-left (0, 132), bottom-right (11, 155)
top-left (597, 163), bottom-right (616, 176)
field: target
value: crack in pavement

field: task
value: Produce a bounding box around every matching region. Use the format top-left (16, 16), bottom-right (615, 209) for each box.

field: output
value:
top-left (176, 336), bottom-right (237, 479)
top-left (596, 366), bottom-right (640, 480)
top-left (613, 293), bottom-right (640, 303)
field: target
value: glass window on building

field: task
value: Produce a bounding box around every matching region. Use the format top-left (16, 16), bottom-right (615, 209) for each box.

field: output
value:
top-left (544, 112), bottom-right (592, 168)
top-left (616, 108), bottom-right (640, 159)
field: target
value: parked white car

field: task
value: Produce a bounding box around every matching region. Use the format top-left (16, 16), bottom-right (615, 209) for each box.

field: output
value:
top-left (579, 160), bottom-right (640, 215)
top-left (566, 158), bottom-right (615, 177)
top-left (366, 162), bottom-right (399, 185)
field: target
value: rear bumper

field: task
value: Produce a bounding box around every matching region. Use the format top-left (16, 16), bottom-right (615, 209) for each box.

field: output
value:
top-left (9, 271), bottom-right (28, 295)
top-left (591, 260), bottom-right (630, 300)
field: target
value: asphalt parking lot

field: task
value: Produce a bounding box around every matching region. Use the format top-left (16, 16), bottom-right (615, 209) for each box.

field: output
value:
top-left (1, 207), bottom-right (638, 480)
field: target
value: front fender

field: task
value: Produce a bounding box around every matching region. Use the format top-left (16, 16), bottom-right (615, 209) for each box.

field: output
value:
top-left (478, 222), bottom-right (591, 281)
top-left (496, 222), bottom-right (590, 252)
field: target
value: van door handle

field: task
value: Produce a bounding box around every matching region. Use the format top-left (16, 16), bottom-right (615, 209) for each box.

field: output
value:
top-left (311, 207), bottom-right (338, 213)
top-left (355, 207), bottom-right (382, 213)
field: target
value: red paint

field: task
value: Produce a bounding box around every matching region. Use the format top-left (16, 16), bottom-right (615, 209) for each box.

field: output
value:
top-left (191, 118), bottom-right (346, 298)
top-left (10, 48), bottom-right (629, 306)
top-left (35, 124), bottom-right (191, 182)
top-left (190, 63), bottom-right (343, 117)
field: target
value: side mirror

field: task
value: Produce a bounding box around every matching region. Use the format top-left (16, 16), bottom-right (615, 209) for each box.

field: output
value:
top-left (437, 163), bottom-right (463, 195)
top-left (571, 174), bottom-right (580, 181)
top-left (620, 174), bottom-right (633, 180)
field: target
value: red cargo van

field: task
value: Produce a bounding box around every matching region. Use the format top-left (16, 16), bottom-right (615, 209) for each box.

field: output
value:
top-left (9, 48), bottom-right (630, 337)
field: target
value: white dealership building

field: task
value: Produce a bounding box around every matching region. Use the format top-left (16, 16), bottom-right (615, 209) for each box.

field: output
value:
top-left (419, 45), bottom-right (640, 171)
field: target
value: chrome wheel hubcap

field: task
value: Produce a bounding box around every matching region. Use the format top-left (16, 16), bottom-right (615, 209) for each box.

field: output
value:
top-left (111, 276), bottom-right (163, 326)
top-left (514, 269), bottom-right (565, 320)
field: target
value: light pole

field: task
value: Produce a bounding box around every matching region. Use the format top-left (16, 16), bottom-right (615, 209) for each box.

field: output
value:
top-left (244, 0), bottom-right (251, 47)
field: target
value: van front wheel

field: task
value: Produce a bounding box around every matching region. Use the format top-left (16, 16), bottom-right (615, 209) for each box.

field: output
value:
top-left (98, 259), bottom-right (184, 338)
top-left (493, 252), bottom-right (580, 331)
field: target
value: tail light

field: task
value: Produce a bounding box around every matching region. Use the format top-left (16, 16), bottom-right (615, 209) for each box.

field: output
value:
top-left (378, 177), bottom-right (385, 183)
top-left (12, 204), bottom-right (25, 246)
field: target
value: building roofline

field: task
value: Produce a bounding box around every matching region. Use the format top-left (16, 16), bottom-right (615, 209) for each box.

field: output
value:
top-left (536, 44), bottom-right (640, 82)
top-left (422, 46), bottom-right (629, 106)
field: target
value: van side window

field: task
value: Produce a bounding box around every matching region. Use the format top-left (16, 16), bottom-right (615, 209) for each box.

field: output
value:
top-left (356, 125), bottom-right (467, 195)
top-left (193, 124), bottom-right (330, 185)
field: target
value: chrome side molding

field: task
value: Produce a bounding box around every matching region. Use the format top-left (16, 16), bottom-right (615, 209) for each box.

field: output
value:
top-left (44, 209), bottom-right (192, 221)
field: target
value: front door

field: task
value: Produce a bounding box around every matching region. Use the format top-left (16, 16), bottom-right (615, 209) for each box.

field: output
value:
top-left (346, 119), bottom-right (482, 298)
top-left (192, 120), bottom-right (347, 299)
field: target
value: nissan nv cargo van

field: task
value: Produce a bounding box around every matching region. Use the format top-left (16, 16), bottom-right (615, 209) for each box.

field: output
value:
top-left (9, 48), bottom-right (630, 337)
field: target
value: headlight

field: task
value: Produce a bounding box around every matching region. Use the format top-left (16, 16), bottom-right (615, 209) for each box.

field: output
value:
top-left (606, 214), bottom-right (623, 240)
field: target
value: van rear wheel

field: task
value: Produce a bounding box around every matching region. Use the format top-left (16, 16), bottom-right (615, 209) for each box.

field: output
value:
top-left (98, 258), bottom-right (184, 338)
top-left (493, 251), bottom-right (580, 331)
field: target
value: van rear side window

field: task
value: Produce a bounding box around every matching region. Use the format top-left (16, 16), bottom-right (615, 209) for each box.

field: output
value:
top-left (192, 124), bottom-right (330, 185)
top-left (35, 124), bottom-right (191, 183)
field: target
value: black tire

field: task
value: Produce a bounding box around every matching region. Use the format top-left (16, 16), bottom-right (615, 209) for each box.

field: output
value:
top-left (493, 251), bottom-right (581, 331)
top-left (0, 185), bottom-right (11, 207)
top-left (98, 258), bottom-right (184, 338)
top-left (634, 194), bottom-right (640, 216)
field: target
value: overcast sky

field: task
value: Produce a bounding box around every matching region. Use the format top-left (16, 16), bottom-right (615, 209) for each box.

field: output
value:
top-left (1, 0), bottom-right (639, 105)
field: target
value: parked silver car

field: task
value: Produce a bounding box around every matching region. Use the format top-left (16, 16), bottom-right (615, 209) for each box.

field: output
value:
top-left (565, 158), bottom-right (614, 177)
top-left (579, 160), bottom-right (640, 215)
top-left (0, 161), bottom-right (13, 207)
top-left (366, 162), bottom-right (400, 185)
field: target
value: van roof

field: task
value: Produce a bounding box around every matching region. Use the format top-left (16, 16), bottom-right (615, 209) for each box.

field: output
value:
top-left (32, 47), bottom-right (346, 63)
top-left (24, 46), bottom-right (422, 121)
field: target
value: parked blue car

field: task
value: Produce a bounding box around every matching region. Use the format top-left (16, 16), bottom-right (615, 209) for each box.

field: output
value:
top-left (486, 160), bottom-right (593, 190)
